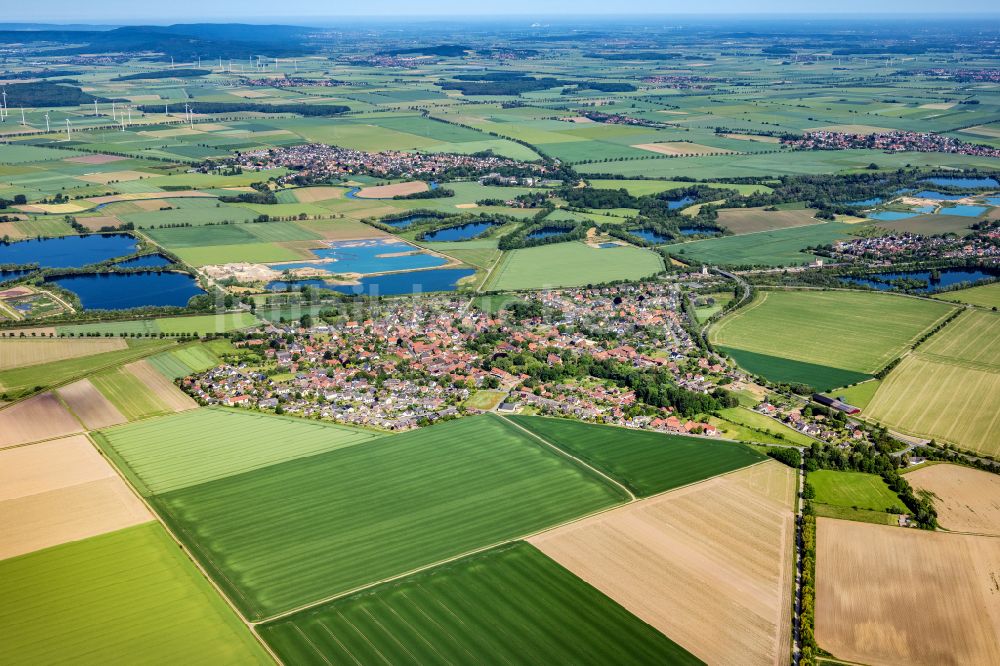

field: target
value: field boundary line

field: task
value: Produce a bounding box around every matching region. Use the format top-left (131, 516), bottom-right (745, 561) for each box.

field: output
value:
top-left (496, 413), bottom-right (636, 501)
top-left (82, 430), bottom-right (285, 666)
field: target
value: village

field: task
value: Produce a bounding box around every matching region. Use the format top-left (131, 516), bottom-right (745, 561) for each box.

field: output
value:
top-left (783, 129), bottom-right (1000, 159)
top-left (181, 280), bottom-right (884, 450)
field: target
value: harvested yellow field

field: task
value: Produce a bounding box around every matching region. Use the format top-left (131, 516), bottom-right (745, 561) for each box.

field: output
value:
top-left (64, 153), bottom-right (128, 165)
top-left (919, 102), bottom-right (956, 110)
top-left (0, 337), bottom-right (125, 371)
top-left (0, 221), bottom-right (28, 240)
top-left (530, 461), bottom-right (796, 666)
top-left (16, 203), bottom-right (87, 214)
top-left (125, 360), bottom-right (197, 412)
top-left (74, 215), bottom-right (124, 231)
top-left (0, 393), bottom-right (83, 449)
top-left (292, 186), bottom-right (346, 203)
top-left (354, 180), bottom-right (429, 198)
top-left (86, 190), bottom-right (213, 205)
top-left (815, 518), bottom-right (1000, 666)
top-left (0, 435), bottom-right (151, 559)
top-left (57, 379), bottom-right (127, 429)
top-left (906, 464), bottom-right (1000, 535)
top-left (632, 142), bottom-right (734, 156)
top-left (76, 170), bottom-right (149, 184)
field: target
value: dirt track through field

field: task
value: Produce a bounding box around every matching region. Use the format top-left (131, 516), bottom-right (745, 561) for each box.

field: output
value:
top-left (0, 393), bottom-right (83, 449)
top-left (57, 379), bottom-right (128, 429)
top-left (530, 461), bottom-right (795, 666)
top-left (906, 464), bottom-right (1000, 535)
top-left (816, 518), bottom-right (1000, 666)
top-left (0, 435), bottom-right (151, 559)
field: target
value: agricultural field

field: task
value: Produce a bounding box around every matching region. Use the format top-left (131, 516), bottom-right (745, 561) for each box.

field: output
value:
top-left (865, 310), bottom-right (1000, 455)
top-left (0, 337), bottom-right (126, 370)
top-left (716, 407), bottom-right (815, 446)
top-left (508, 415), bottom-right (766, 496)
top-left (0, 435), bottom-right (151, 559)
top-left (531, 461), bottom-right (796, 666)
top-left (815, 518), bottom-right (1000, 666)
top-left (104, 413), bottom-right (626, 619)
top-left (937, 281), bottom-right (1000, 309)
top-left (711, 290), bottom-right (955, 390)
top-left (822, 379), bottom-right (881, 410)
top-left (259, 542), bottom-right (698, 665)
top-left (905, 464), bottom-right (1000, 536)
top-left (56, 379), bottom-right (127, 429)
top-left (716, 207), bottom-right (819, 235)
top-left (0, 393), bottom-right (83, 449)
top-left (808, 470), bottom-right (907, 513)
top-left (0, 523), bottom-right (272, 665)
top-left (96, 407), bottom-right (379, 495)
top-left (589, 179), bottom-right (773, 197)
top-left (666, 222), bottom-right (855, 267)
top-left (484, 242), bottom-right (664, 291)
top-left (55, 313), bottom-right (260, 337)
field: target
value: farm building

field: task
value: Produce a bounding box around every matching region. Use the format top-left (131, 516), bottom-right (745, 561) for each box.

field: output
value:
top-left (812, 393), bottom-right (861, 415)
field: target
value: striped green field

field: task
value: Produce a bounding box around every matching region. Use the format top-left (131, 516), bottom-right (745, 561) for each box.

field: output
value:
top-left (506, 415), bottom-right (766, 497)
top-left (809, 470), bottom-right (908, 513)
top-left (938, 282), bottom-right (1000, 309)
top-left (142, 414), bottom-right (627, 619)
top-left (711, 290), bottom-right (956, 389)
top-left (89, 366), bottom-right (173, 421)
top-left (95, 407), bottom-right (381, 495)
top-left (485, 242), bottom-right (664, 291)
top-left (0, 523), bottom-right (271, 665)
top-left (865, 310), bottom-right (1000, 456)
top-left (259, 542), bottom-right (699, 665)
top-left (148, 344), bottom-right (221, 379)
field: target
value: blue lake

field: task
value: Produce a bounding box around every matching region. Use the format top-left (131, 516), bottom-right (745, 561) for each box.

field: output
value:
top-left (270, 239), bottom-right (447, 274)
top-left (597, 242), bottom-right (620, 248)
top-left (50, 271), bottom-right (205, 309)
top-left (630, 229), bottom-right (671, 244)
top-left (840, 268), bottom-right (996, 293)
top-left (526, 226), bottom-right (570, 240)
top-left (666, 196), bottom-right (695, 210)
top-left (679, 227), bottom-right (721, 236)
top-left (983, 196), bottom-right (1000, 206)
top-left (914, 191), bottom-right (968, 201)
top-left (0, 234), bottom-right (136, 268)
top-left (424, 221), bottom-right (497, 242)
top-left (940, 205), bottom-right (987, 217)
top-left (271, 268), bottom-right (476, 296)
top-left (844, 198), bottom-right (883, 207)
top-left (266, 279), bottom-right (333, 291)
top-left (115, 254), bottom-right (172, 267)
top-left (922, 177), bottom-right (999, 188)
top-left (868, 211), bottom-right (919, 221)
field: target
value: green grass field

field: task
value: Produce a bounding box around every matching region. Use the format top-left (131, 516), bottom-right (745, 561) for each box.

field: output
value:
top-left (0, 523), bottom-right (271, 665)
top-left (485, 242), bottom-right (663, 291)
top-left (711, 290), bottom-right (956, 382)
top-left (717, 407), bottom-right (816, 446)
top-left (666, 222), bottom-right (855, 267)
top-left (147, 344), bottom-right (221, 379)
top-left (865, 310), bottom-right (1000, 455)
top-left (55, 312), bottom-right (259, 336)
top-left (142, 414), bottom-right (626, 619)
top-left (823, 379), bottom-right (882, 410)
top-left (589, 179), bottom-right (772, 196)
top-left (89, 366), bottom-right (173, 420)
top-left (170, 242), bottom-right (307, 266)
top-left (937, 282), bottom-right (1000, 309)
top-left (96, 407), bottom-right (381, 495)
top-left (506, 415), bottom-right (766, 496)
top-left (259, 542), bottom-right (699, 666)
top-left (720, 347), bottom-right (871, 392)
top-left (809, 470), bottom-right (907, 513)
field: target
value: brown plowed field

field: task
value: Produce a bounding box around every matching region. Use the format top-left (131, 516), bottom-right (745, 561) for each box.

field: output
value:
top-left (816, 518), bottom-right (1000, 666)
top-left (530, 461), bottom-right (796, 666)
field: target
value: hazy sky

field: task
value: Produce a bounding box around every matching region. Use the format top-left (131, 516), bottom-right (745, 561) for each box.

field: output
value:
top-left (4, 1), bottom-right (999, 23)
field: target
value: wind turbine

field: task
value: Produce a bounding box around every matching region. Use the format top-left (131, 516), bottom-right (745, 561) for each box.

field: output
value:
top-left (94, 100), bottom-right (99, 116)
top-left (20, 107), bottom-right (26, 126)
top-left (44, 112), bottom-right (49, 132)
top-left (65, 119), bottom-right (71, 141)
top-left (1, 89), bottom-right (7, 121)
